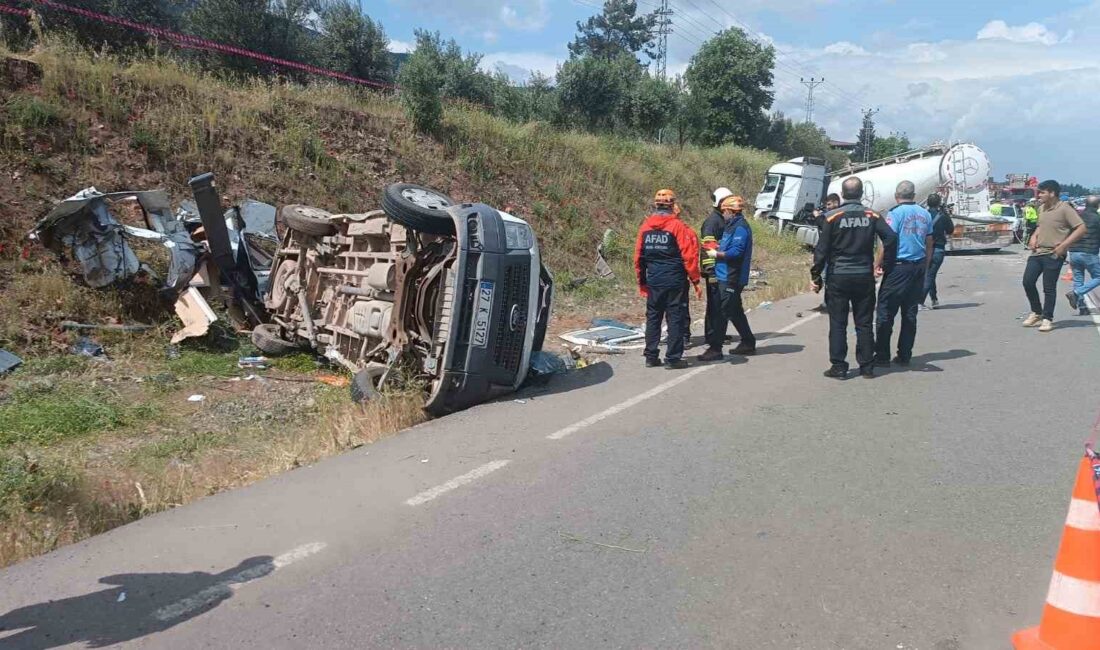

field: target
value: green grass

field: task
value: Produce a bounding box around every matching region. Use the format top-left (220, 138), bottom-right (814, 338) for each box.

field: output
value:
top-left (165, 349), bottom-right (241, 378)
top-left (17, 355), bottom-right (87, 376)
top-left (132, 430), bottom-right (227, 464)
top-left (0, 382), bottom-right (159, 447)
top-left (0, 452), bottom-right (78, 513)
top-left (269, 352), bottom-right (320, 374)
top-left (3, 94), bottom-right (63, 129)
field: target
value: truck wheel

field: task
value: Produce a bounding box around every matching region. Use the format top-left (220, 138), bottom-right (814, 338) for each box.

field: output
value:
top-left (381, 183), bottom-right (455, 235)
top-left (251, 324), bottom-right (300, 356)
top-left (281, 205), bottom-right (335, 237)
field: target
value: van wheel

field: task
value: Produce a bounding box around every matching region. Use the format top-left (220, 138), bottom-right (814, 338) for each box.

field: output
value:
top-left (381, 183), bottom-right (455, 235)
top-left (282, 205), bottom-right (336, 236)
top-left (251, 324), bottom-right (300, 356)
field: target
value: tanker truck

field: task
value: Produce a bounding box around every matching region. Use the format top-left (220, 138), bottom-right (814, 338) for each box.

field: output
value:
top-left (753, 142), bottom-right (1016, 252)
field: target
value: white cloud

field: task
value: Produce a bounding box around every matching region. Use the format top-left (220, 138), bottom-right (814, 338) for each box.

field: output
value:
top-left (499, 1), bottom-right (549, 31)
top-left (823, 41), bottom-right (868, 56)
top-left (389, 39), bottom-right (413, 54)
top-left (976, 20), bottom-right (1063, 45)
top-left (480, 51), bottom-right (561, 82)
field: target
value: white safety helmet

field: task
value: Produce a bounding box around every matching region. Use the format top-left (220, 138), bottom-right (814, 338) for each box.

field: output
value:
top-left (712, 187), bottom-right (733, 208)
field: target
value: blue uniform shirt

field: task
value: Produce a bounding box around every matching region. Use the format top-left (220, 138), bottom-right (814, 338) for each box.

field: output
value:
top-left (885, 203), bottom-right (932, 261)
top-left (715, 215), bottom-right (752, 287)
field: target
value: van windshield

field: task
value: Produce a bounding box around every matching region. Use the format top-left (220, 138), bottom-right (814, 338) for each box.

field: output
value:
top-left (761, 174), bottom-right (780, 193)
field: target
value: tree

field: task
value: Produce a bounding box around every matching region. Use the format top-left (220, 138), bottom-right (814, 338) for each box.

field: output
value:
top-left (409, 30), bottom-right (495, 108)
top-left (852, 110), bottom-right (877, 163)
top-left (683, 28), bottom-right (774, 147)
top-left (398, 39), bottom-right (443, 134)
top-left (871, 131), bottom-right (911, 160)
top-left (621, 73), bottom-right (678, 138)
top-left (555, 53), bottom-right (640, 131)
top-left (31, 0), bottom-right (179, 51)
top-left (187, 0), bottom-right (305, 76)
top-left (317, 0), bottom-right (392, 83)
top-left (568, 0), bottom-right (658, 63)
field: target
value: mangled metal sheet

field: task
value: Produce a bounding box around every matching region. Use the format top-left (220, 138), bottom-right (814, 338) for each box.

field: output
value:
top-left (32, 188), bottom-right (199, 294)
top-left (171, 286), bottom-right (218, 344)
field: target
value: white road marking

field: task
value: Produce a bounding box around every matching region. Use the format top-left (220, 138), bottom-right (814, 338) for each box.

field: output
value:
top-left (548, 311), bottom-right (822, 442)
top-left (405, 460), bottom-right (511, 506)
top-left (1088, 294), bottom-right (1100, 338)
top-left (547, 367), bottom-right (712, 440)
top-left (152, 542), bottom-right (326, 622)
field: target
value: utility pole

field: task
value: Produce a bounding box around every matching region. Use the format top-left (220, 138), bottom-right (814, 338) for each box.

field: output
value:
top-left (856, 107), bottom-right (879, 163)
top-left (655, 0), bottom-right (673, 80)
top-left (800, 77), bottom-right (824, 124)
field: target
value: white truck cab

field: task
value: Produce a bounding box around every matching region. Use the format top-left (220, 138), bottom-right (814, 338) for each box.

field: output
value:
top-left (753, 157), bottom-right (828, 227)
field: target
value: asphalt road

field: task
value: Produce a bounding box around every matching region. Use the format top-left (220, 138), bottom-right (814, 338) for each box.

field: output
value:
top-left (3, 247), bottom-right (1099, 650)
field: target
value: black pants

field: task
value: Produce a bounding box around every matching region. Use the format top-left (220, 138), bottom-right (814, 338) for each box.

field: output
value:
top-left (682, 282), bottom-right (692, 343)
top-left (1023, 253), bottom-right (1066, 320)
top-left (644, 284), bottom-right (687, 362)
top-left (876, 261), bottom-right (926, 362)
top-left (825, 274), bottom-right (876, 370)
top-left (702, 277), bottom-right (724, 350)
top-left (713, 282), bottom-right (755, 349)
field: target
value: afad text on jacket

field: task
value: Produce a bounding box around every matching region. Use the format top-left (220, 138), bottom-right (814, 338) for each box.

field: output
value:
top-left (634, 208), bottom-right (702, 290)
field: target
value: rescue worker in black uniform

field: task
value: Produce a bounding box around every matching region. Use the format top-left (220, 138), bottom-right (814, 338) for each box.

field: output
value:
top-left (698, 187), bottom-right (733, 359)
top-left (811, 177), bottom-right (898, 379)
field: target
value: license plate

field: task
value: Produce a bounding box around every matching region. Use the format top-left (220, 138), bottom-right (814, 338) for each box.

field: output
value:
top-left (965, 225), bottom-right (987, 233)
top-left (472, 280), bottom-right (494, 348)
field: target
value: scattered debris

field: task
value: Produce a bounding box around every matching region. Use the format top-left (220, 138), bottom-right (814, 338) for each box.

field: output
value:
top-left (514, 399), bottom-right (528, 404)
top-left (70, 337), bottom-right (104, 357)
top-left (237, 356), bottom-right (269, 370)
top-left (560, 318), bottom-right (647, 351)
top-left (171, 287), bottom-right (218, 344)
top-left (796, 312), bottom-right (803, 318)
top-left (0, 349), bottom-right (23, 375)
top-left (420, 458), bottom-right (429, 463)
top-left (758, 301), bottom-right (773, 309)
top-left (315, 374), bottom-right (349, 387)
top-left (60, 321), bottom-right (154, 332)
top-left (558, 531), bottom-right (647, 554)
top-left (187, 394), bottom-right (205, 403)
top-left (116, 592), bottom-right (127, 603)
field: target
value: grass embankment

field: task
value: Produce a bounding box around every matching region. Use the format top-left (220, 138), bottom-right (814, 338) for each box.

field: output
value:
top-left (0, 43), bottom-right (803, 566)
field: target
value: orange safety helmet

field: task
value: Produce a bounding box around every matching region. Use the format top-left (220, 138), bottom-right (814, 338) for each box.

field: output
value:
top-left (654, 188), bottom-right (677, 208)
top-left (719, 195), bottom-right (745, 212)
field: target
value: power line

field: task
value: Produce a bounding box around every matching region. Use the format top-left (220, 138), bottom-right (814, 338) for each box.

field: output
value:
top-left (654, 0), bottom-right (673, 80)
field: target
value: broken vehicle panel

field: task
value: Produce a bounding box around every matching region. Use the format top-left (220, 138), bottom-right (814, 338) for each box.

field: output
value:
top-left (32, 188), bottom-right (199, 294)
top-left (260, 184), bottom-right (554, 415)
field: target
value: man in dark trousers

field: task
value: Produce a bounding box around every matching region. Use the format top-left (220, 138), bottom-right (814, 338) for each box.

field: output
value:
top-left (920, 193), bottom-right (954, 309)
top-left (875, 181), bottom-right (933, 367)
top-left (635, 188), bottom-right (702, 369)
top-left (811, 177), bottom-right (897, 379)
top-left (1065, 195), bottom-right (1100, 316)
top-left (702, 195), bottom-right (756, 359)
top-left (698, 187), bottom-right (732, 360)
top-left (811, 193), bottom-right (841, 313)
top-left (1023, 179), bottom-right (1085, 331)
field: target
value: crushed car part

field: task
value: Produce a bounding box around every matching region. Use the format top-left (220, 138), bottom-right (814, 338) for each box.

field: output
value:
top-left (262, 184), bottom-right (554, 415)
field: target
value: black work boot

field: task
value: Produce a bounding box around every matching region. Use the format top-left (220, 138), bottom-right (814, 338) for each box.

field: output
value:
top-left (1066, 291), bottom-right (1080, 311)
top-left (645, 357), bottom-right (663, 368)
top-left (892, 356), bottom-right (910, 366)
top-left (665, 358), bottom-right (690, 370)
top-left (860, 366), bottom-right (875, 379)
top-left (873, 355), bottom-right (891, 368)
top-left (823, 364), bottom-right (848, 379)
top-left (729, 344), bottom-right (756, 356)
top-left (697, 347), bottom-right (724, 362)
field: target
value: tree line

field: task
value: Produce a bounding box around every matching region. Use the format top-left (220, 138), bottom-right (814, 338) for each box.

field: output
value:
top-left (0, 0), bottom-right (910, 169)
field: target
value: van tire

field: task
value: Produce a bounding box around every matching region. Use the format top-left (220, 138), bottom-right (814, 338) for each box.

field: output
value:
top-left (251, 324), bottom-right (300, 356)
top-left (282, 205), bottom-right (336, 236)
top-left (381, 183), bottom-right (455, 235)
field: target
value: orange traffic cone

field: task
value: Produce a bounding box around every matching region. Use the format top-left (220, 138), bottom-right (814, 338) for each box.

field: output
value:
top-left (1013, 456), bottom-right (1100, 649)
top-left (1062, 268), bottom-right (1073, 282)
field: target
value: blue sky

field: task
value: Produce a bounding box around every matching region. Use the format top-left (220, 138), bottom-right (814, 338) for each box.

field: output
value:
top-left (364, 0), bottom-right (1100, 185)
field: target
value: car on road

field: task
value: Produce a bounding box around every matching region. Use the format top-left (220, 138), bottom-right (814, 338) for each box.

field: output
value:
top-left (254, 183), bottom-right (553, 416)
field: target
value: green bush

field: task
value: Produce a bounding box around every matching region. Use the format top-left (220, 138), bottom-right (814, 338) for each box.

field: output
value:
top-left (398, 46), bottom-right (443, 134)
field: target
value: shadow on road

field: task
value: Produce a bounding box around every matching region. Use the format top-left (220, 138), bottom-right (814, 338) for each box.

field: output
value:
top-left (0, 555), bottom-right (274, 649)
top-left (753, 344), bottom-right (805, 356)
top-left (755, 332), bottom-right (796, 341)
top-left (932, 302), bottom-right (982, 310)
top-left (1053, 320), bottom-right (1099, 329)
top-left (519, 360), bottom-right (615, 398)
